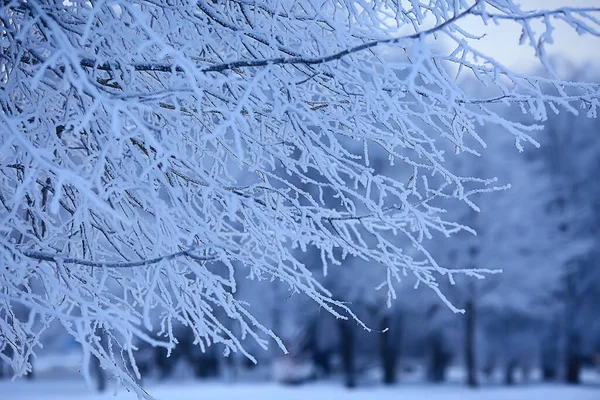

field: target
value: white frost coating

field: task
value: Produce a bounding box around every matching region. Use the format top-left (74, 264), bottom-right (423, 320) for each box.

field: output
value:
top-left (0, 0), bottom-right (599, 397)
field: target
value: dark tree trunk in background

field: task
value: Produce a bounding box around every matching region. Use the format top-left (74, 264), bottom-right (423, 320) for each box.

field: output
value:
top-left (155, 347), bottom-right (175, 379)
top-left (565, 332), bottom-right (581, 384)
top-left (426, 304), bottom-right (450, 383)
top-left (465, 293), bottom-right (478, 388)
top-left (504, 359), bottom-right (516, 385)
top-left (379, 314), bottom-right (399, 385)
top-left (313, 349), bottom-right (332, 379)
top-left (463, 244), bottom-right (479, 388)
top-left (542, 364), bottom-right (557, 381)
top-left (191, 354), bottom-right (219, 379)
top-left (304, 320), bottom-right (317, 356)
top-left (541, 324), bottom-right (559, 381)
top-left (338, 320), bottom-right (355, 388)
top-left (428, 332), bottom-right (450, 382)
top-left (565, 354), bottom-right (582, 384)
top-left (176, 329), bottom-right (220, 379)
top-left (563, 263), bottom-right (583, 385)
top-left (307, 319), bottom-right (332, 379)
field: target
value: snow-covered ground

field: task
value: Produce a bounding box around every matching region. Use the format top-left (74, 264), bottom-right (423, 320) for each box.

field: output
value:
top-left (3, 379), bottom-right (599, 400)
top-left (4, 354), bottom-right (599, 400)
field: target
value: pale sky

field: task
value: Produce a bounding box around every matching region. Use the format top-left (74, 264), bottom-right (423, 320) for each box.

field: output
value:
top-left (458, 0), bottom-right (600, 76)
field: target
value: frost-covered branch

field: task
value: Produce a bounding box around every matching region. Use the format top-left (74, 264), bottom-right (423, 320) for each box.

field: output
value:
top-left (17, 4), bottom-right (600, 77)
top-left (19, 247), bottom-right (216, 268)
top-left (1, 0), bottom-right (599, 397)
top-left (17, 1), bottom-right (477, 75)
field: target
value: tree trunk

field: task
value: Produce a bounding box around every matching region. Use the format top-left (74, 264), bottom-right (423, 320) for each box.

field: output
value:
top-left (428, 331), bottom-right (450, 382)
top-left (540, 317), bottom-right (560, 381)
top-left (308, 319), bottom-right (332, 379)
top-left (504, 359), bottom-right (516, 385)
top-left (465, 294), bottom-right (478, 388)
top-left (338, 320), bottom-right (355, 388)
top-left (565, 332), bottom-right (581, 384)
top-left (542, 365), bottom-right (557, 381)
top-left (541, 334), bottom-right (558, 381)
top-left (565, 355), bottom-right (581, 384)
top-left (379, 314), bottom-right (398, 385)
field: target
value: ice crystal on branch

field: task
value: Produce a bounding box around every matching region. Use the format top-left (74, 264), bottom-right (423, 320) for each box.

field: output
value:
top-left (1, 0), bottom-right (599, 396)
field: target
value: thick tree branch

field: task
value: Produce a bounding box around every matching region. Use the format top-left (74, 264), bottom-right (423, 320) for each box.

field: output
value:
top-left (18, 4), bottom-right (598, 78)
top-left (19, 2), bottom-right (478, 75)
top-left (20, 247), bottom-right (216, 268)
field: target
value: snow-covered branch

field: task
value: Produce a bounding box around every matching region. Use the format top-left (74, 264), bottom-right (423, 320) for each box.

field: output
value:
top-left (19, 247), bottom-right (216, 268)
top-left (1, 0), bottom-right (599, 397)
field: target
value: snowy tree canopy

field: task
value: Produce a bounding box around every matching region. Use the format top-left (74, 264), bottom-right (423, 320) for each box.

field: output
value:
top-left (1, 0), bottom-right (599, 396)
